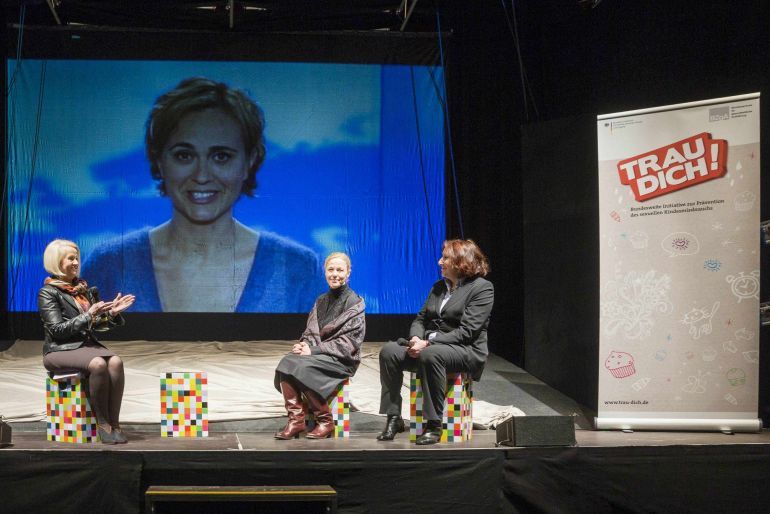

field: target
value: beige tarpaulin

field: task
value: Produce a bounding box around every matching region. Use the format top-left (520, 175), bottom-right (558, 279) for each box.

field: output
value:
top-left (0, 340), bottom-right (519, 426)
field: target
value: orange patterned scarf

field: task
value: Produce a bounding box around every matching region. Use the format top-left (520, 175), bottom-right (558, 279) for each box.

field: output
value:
top-left (44, 277), bottom-right (91, 313)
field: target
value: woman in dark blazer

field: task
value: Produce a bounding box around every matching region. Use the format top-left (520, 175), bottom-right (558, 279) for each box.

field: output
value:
top-left (377, 239), bottom-right (494, 445)
top-left (38, 239), bottom-right (135, 444)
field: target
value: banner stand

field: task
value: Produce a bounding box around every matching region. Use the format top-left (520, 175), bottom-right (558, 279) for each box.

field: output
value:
top-left (595, 417), bottom-right (761, 432)
top-left (596, 93), bottom-right (761, 432)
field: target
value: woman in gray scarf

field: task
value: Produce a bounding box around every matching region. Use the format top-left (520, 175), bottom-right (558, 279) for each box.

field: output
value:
top-left (274, 252), bottom-right (366, 439)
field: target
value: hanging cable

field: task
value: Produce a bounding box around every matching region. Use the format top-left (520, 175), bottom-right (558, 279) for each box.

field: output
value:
top-left (425, 65), bottom-right (447, 113)
top-left (510, 0), bottom-right (540, 119)
top-left (9, 61), bottom-right (47, 310)
top-left (435, 7), bottom-right (464, 239)
top-left (500, 0), bottom-right (540, 121)
top-left (2, 3), bottom-right (27, 227)
top-left (6, 2), bottom-right (27, 97)
top-left (409, 66), bottom-right (436, 252)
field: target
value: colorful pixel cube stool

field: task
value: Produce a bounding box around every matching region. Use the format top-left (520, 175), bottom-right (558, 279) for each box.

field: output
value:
top-left (160, 372), bottom-right (209, 438)
top-left (46, 373), bottom-right (98, 443)
top-left (305, 378), bottom-right (350, 438)
top-left (409, 372), bottom-right (473, 443)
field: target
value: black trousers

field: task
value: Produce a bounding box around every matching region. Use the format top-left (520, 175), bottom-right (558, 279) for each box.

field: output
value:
top-left (378, 341), bottom-right (471, 422)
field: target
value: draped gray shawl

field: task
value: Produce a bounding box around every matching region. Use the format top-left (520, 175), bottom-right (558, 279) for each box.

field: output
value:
top-left (301, 295), bottom-right (366, 368)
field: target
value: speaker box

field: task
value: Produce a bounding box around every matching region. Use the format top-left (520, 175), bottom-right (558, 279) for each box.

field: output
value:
top-left (495, 415), bottom-right (576, 447)
top-left (0, 419), bottom-right (11, 448)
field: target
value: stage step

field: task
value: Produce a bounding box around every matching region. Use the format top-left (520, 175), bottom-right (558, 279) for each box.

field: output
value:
top-left (145, 485), bottom-right (337, 513)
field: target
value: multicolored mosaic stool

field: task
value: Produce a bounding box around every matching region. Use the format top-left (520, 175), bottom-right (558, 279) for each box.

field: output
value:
top-left (409, 372), bottom-right (473, 443)
top-left (160, 372), bottom-right (209, 438)
top-left (305, 378), bottom-right (350, 438)
top-left (46, 373), bottom-right (98, 443)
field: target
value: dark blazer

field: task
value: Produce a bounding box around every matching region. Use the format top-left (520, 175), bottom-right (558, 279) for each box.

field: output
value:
top-left (409, 276), bottom-right (494, 381)
top-left (37, 284), bottom-right (124, 355)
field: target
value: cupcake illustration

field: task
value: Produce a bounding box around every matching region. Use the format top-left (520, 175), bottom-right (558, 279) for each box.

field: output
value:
top-left (605, 351), bottom-right (636, 378)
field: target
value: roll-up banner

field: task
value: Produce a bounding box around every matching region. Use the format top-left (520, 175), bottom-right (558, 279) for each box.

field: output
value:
top-left (596, 93), bottom-right (761, 432)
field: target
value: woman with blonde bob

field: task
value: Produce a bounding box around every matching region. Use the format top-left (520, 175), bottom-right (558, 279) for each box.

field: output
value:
top-left (377, 239), bottom-right (494, 445)
top-left (273, 252), bottom-right (366, 439)
top-left (38, 239), bottom-right (135, 444)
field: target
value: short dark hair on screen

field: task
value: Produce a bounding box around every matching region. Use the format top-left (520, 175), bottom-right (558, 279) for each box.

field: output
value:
top-left (145, 77), bottom-right (266, 196)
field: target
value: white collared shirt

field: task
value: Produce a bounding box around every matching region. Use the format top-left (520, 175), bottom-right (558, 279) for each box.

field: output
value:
top-left (439, 278), bottom-right (458, 313)
top-left (428, 278), bottom-right (463, 341)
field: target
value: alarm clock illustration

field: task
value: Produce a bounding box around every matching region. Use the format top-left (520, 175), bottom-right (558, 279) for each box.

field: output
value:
top-left (725, 270), bottom-right (759, 302)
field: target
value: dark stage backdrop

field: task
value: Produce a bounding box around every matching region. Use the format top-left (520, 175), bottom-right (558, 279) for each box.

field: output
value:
top-left (515, 0), bottom-right (769, 421)
top-left (440, 5), bottom-right (525, 368)
top-left (522, 115), bottom-right (599, 413)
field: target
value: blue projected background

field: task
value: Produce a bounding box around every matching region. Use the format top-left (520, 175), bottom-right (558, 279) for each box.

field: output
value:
top-left (6, 60), bottom-right (445, 313)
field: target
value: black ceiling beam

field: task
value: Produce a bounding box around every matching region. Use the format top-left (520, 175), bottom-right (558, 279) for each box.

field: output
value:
top-left (45, 0), bottom-right (62, 25)
top-left (3, 1), bottom-right (439, 33)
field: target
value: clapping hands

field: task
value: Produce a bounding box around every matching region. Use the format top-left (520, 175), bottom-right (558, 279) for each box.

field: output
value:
top-left (87, 293), bottom-right (136, 318)
top-left (87, 300), bottom-right (112, 317)
top-left (108, 293), bottom-right (136, 317)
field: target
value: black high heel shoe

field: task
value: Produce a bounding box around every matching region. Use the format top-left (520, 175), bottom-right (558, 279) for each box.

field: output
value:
top-left (376, 415), bottom-right (405, 441)
top-left (415, 420), bottom-right (442, 446)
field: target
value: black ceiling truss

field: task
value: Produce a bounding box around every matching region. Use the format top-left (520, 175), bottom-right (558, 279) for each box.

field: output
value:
top-left (3, 0), bottom-right (443, 32)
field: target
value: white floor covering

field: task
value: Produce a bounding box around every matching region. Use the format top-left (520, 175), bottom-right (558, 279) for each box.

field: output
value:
top-left (0, 340), bottom-right (521, 426)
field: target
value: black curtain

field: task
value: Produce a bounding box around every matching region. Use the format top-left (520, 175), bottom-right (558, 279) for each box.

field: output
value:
top-left (521, 115), bottom-right (598, 412)
top-left (442, 2), bottom-right (525, 366)
top-left (514, 0), bottom-right (770, 420)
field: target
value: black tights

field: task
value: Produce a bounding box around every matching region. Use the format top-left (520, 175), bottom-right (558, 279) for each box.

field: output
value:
top-left (87, 356), bottom-right (125, 427)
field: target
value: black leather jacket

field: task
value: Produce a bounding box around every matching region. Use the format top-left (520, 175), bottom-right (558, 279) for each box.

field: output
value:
top-left (37, 284), bottom-right (124, 355)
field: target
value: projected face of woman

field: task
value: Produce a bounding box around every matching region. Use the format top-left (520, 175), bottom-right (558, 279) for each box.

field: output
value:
top-left (159, 108), bottom-right (254, 225)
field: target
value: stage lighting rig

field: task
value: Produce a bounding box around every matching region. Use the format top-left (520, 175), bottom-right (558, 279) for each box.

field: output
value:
top-left (578, 0), bottom-right (603, 9)
top-left (46, 0), bottom-right (62, 25)
top-left (196, 1), bottom-right (257, 29)
top-left (397, 0), bottom-right (420, 32)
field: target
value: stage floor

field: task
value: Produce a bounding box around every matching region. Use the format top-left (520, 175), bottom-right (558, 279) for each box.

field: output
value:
top-left (6, 427), bottom-right (770, 451)
top-left (5, 430), bottom-right (504, 451)
top-left (2, 339), bottom-right (592, 432)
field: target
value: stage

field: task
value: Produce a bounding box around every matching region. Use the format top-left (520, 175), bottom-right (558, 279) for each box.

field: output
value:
top-left (2, 429), bottom-right (770, 513)
top-left (2, 340), bottom-right (769, 513)
top-left (2, 2), bottom-right (768, 513)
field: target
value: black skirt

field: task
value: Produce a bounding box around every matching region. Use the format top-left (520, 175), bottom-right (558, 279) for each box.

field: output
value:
top-left (274, 353), bottom-right (354, 399)
top-left (42, 341), bottom-right (116, 375)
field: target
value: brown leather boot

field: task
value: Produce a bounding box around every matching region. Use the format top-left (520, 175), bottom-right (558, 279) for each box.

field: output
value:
top-left (275, 379), bottom-right (307, 439)
top-left (305, 390), bottom-right (334, 439)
